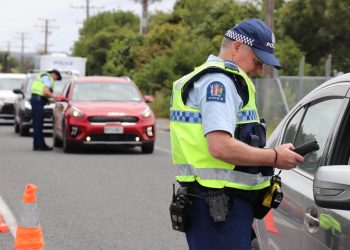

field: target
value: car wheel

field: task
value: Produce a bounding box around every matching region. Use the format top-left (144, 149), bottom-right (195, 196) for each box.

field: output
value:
top-left (251, 238), bottom-right (260, 250)
top-left (19, 123), bottom-right (29, 136)
top-left (53, 128), bottom-right (62, 147)
top-left (63, 126), bottom-right (73, 153)
top-left (141, 142), bottom-right (154, 154)
top-left (14, 120), bottom-right (19, 133)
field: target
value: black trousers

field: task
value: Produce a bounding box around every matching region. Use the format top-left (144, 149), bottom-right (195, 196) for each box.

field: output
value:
top-left (30, 95), bottom-right (47, 148)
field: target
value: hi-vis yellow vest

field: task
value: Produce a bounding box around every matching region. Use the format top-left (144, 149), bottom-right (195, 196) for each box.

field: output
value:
top-left (170, 60), bottom-right (271, 190)
top-left (31, 73), bottom-right (54, 97)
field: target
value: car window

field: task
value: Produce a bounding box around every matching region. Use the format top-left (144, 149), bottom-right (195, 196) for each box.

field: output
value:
top-left (72, 82), bottom-right (142, 102)
top-left (291, 99), bottom-right (343, 175)
top-left (282, 107), bottom-right (305, 144)
top-left (0, 78), bottom-right (23, 90)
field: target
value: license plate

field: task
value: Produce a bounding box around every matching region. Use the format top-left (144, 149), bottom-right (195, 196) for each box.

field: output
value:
top-left (104, 126), bottom-right (123, 134)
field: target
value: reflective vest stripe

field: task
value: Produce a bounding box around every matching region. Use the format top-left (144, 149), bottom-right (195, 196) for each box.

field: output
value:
top-left (170, 110), bottom-right (202, 123)
top-left (237, 109), bottom-right (259, 122)
top-left (171, 109), bottom-right (259, 124)
top-left (176, 164), bottom-right (270, 187)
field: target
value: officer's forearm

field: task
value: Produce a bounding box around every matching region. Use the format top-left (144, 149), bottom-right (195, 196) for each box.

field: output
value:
top-left (43, 87), bottom-right (53, 98)
top-left (206, 131), bottom-right (275, 167)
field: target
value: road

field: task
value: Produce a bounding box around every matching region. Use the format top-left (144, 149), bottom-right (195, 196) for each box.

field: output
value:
top-left (0, 120), bottom-right (187, 250)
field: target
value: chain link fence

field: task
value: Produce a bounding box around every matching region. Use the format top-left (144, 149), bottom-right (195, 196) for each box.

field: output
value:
top-left (253, 76), bottom-right (330, 133)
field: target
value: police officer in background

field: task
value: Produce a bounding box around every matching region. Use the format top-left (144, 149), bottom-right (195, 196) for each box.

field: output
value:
top-left (169, 18), bottom-right (304, 250)
top-left (31, 69), bottom-right (61, 151)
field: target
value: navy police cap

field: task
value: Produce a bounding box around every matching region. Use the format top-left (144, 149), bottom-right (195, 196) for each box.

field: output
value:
top-left (224, 18), bottom-right (281, 70)
top-left (47, 69), bottom-right (62, 80)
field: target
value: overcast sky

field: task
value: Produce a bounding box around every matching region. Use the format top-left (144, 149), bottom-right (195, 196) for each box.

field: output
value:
top-left (0, 0), bottom-right (176, 54)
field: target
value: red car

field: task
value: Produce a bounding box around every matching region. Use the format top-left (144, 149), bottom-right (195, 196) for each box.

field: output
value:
top-left (53, 76), bottom-right (156, 153)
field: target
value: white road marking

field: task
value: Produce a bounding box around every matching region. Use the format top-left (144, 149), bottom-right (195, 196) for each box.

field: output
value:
top-left (0, 195), bottom-right (17, 237)
top-left (155, 146), bottom-right (171, 154)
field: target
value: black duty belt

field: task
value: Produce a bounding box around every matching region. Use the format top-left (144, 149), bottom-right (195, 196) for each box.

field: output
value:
top-left (31, 94), bottom-right (46, 101)
top-left (180, 181), bottom-right (259, 202)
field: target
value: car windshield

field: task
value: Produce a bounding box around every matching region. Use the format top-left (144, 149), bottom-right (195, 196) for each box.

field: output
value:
top-left (0, 78), bottom-right (23, 90)
top-left (25, 75), bottom-right (71, 95)
top-left (72, 82), bottom-right (142, 102)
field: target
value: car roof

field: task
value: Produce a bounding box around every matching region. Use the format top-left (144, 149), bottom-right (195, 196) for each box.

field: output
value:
top-left (73, 76), bottom-right (132, 84)
top-left (313, 73), bottom-right (350, 91)
top-left (0, 73), bottom-right (26, 79)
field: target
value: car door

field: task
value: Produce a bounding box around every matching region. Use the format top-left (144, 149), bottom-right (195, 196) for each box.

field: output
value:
top-left (280, 84), bottom-right (350, 250)
top-left (54, 82), bottom-right (71, 137)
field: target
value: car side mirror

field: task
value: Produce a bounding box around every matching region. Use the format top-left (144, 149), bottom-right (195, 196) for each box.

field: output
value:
top-left (55, 94), bottom-right (67, 102)
top-left (313, 165), bottom-right (350, 210)
top-left (13, 88), bottom-right (24, 98)
top-left (144, 95), bottom-right (154, 103)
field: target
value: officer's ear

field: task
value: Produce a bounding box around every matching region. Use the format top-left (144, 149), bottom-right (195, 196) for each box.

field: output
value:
top-left (231, 40), bottom-right (243, 52)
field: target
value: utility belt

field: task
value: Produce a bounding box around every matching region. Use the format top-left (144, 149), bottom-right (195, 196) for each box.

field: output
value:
top-left (170, 174), bottom-right (283, 232)
top-left (31, 94), bottom-right (47, 101)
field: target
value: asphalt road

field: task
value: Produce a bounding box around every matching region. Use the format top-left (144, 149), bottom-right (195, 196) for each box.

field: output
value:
top-left (0, 119), bottom-right (187, 250)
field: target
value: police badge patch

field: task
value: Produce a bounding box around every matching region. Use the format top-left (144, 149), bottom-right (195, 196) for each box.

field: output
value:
top-left (206, 81), bottom-right (226, 103)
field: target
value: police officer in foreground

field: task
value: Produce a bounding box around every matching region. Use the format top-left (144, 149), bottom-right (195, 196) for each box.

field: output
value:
top-left (31, 69), bottom-right (61, 151)
top-left (169, 18), bottom-right (304, 250)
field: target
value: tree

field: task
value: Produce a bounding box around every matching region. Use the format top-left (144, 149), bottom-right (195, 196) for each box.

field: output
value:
top-left (72, 11), bottom-right (139, 75)
top-left (277, 0), bottom-right (350, 74)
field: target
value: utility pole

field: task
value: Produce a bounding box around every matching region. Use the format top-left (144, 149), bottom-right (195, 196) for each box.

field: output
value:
top-left (264, 0), bottom-right (275, 79)
top-left (36, 19), bottom-right (58, 54)
top-left (1, 42), bottom-right (11, 73)
top-left (136, 0), bottom-right (159, 35)
top-left (72, 0), bottom-right (103, 21)
top-left (140, 0), bottom-right (148, 35)
top-left (15, 32), bottom-right (29, 72)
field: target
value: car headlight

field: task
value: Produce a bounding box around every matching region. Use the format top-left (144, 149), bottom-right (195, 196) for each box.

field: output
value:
top-left (69, 106), bottom-right (84, 117)
top-left (141, 107), bottom-right (152, 118)
top-left (24, 100), bottom-right (32, 110)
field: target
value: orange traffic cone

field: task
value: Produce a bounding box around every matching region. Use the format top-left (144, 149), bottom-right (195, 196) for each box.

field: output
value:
top-left (264, 210), bottom-right (279, 235)
top-left (14, 184), bottom-right (44, 250)
top-left (0, 211), bottom-right (9, 233)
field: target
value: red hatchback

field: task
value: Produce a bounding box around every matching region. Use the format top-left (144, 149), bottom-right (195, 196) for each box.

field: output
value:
top-left (53, 76), bottom-right (156, 153)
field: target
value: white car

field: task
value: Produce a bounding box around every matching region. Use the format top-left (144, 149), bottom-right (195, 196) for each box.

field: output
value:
top-left (0, 73), bottom-right (26, 120)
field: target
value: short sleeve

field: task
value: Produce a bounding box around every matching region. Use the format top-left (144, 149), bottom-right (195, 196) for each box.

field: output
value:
top-left (41, 75), bottom-right (51, 88)
top-left (194, 73), bottom-right (243, 136)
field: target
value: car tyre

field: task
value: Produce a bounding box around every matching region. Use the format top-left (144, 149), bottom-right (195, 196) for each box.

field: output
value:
top-left (251, 238), bottom-right (260, 250)
top-left (19, 123), bottom-right (30, 136)
top-left (53, 128), bottom-right (62, 147)
top-left (63, 126), bottom-right (73, 153)
top-left (141, 142), bottom-right (154, 154)
top-left (14, 120), bottom-right (19, 133)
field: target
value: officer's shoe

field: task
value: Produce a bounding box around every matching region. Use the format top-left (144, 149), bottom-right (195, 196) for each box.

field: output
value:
top-left (33, 145), bottom-right (53, 151)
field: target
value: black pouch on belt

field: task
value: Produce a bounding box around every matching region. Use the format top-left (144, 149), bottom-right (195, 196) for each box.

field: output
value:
top-left (203, 189), bottom-right (230, 222)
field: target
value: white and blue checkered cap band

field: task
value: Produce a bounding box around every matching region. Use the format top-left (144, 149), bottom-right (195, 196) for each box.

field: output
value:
top-left (170, 110), bottom-right (202, 123)
top-left (225, 30), bottom-right (254, 47)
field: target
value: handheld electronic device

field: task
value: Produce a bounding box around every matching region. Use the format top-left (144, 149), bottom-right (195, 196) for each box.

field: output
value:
top-left (293, 140), bottom-right (320, 156)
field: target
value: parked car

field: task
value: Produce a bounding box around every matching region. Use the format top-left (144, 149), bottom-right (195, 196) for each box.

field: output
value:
top-left (52, 76), bottom-right (156, 153)
top-left (13, 71), bottom-right (75, 136)
top-left (0, 73), bottom-right (26, 120)
top-left (252, 73), bottom-right (350, 249)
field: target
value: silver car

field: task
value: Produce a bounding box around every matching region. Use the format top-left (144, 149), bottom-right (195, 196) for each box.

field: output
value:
top-left (0, 73), bottom-right (26, 120)
top-left (253, 73), bottom-right (350, 249)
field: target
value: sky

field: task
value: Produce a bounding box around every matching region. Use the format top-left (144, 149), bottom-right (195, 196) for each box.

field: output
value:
top-left (0, 0), bottom-right (176, 55)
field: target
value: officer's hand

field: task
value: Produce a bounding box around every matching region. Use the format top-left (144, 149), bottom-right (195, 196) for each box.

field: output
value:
top-left (274, 143), bottom-right (304, 170)
top-left (48, 97), bottom-right (55, 103)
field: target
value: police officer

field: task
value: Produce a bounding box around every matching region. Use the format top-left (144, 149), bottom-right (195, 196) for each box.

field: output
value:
top-left (31, 69), bottom-right (61, 151)
top-left (170, 18), bottom-right (304, 250)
